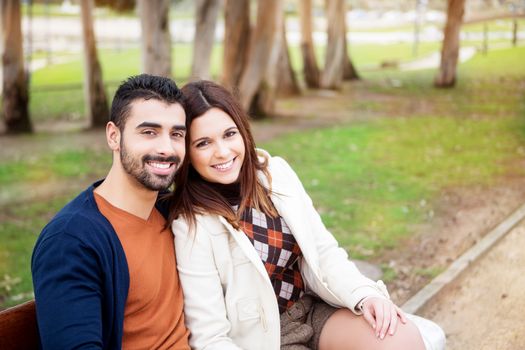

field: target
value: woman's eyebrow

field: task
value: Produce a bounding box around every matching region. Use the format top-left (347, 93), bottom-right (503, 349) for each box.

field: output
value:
top-left (191, 136), bottom-right (209, 146)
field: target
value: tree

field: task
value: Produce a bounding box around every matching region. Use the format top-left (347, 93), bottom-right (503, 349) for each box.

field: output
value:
top-left (342, 42), bottom-right (359, 80)
top-left (342, 10), bottom-right (359, 81)
top-left (298, 0), bottom-right (320, 88)
top-left (276, 20), bottom-right (300, 97)
top-left (238, 0), bottom-right (283, 114)
top-left (80, 0), bottom-right (109, 128)
top-left (137, 0), bottom-right (172, 77)
top-left (191, 0), bottom-right (221, 80)
top-left (1, 0), bottom-right (32, 134)
top-left (222, 0), bottom-right (250, 89)
top-left (434, 0), bottom-right (466, 88)
top-left (321, 0), bottom-right (345, 89)
top-left (95, 0), bottom-right (135, 11)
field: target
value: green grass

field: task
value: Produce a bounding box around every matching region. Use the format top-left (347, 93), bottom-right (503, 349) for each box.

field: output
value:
top-left (462, 19), bottom-right (525, 33)
top-left (29, 44), bottom-right (223, 121)
top-left (0, 195), bottom-right (77, 306)
top-left (288, 42), bottom-right (442, 71)
top-left (261, 114), bottom-right (525, 257)
top-left (0, 149), bottom-right (110, 186)
top-left (31, 44), bottom-right (224, 87)
top-left (21, 2), bottom-right (193, 19)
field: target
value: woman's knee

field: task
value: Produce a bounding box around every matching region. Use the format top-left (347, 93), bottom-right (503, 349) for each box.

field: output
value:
top-left (318, 308), bottom-right (426, 350)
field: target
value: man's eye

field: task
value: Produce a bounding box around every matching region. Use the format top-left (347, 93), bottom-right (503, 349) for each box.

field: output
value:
top-left (142, 130), bottom-right (156, 135)
top-left (172, 131), bottom-right (185, 138)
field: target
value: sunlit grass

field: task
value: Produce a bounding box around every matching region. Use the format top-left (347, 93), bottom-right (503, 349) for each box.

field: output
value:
top-left (462, 19), bottom-right (525, 33)
top-left (0, 149), bottom-right (110, 185)
top-left (262, 114), bottom-right (525, 257)
top-left (30, 44), bottom-right (223, 87)
top-left (0, 195), bottom-right (78, 307)
top-left (29, 44), bottom-right (223, 120)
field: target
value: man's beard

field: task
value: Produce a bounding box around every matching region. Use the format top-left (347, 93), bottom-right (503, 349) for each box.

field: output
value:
top-left (120, 141), bottom-right (181, 191)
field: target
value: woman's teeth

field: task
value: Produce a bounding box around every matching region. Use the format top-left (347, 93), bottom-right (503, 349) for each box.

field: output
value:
top-left (213, 159), bottom-right (234, 170)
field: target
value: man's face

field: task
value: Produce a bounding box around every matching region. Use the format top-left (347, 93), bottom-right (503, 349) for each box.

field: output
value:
top-left (119, 98), bottom-right (186, 191)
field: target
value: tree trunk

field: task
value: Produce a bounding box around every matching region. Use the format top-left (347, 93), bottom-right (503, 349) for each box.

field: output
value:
top-left (434, 0), bottom-right (465, 88)
top-left (342, 10), bottom-right (359, 81)
top-left (512, 18), bottom-right (518, 47)
top-left (0, 23), bottom-right (2, 97)
top-left (191, 0), bottom-right (221, 80)
top-left (276, 19), bottom-right (300, 97)
top-left (222, 0), bottom-right (250, 89)
top-left (138, 0), bottom-right (172, 77)
top-left (342, 48), bottom-right (359, 80)
top-left (298, 0), bottom-right (320, 88)
top-left (238, 0), bottom-right (283, 114)
top-left (1, 0), bottom-right (32, 134)
top-left (80, 0), bottom-right (109, 128)
top-left (321, 0), bottom-right (345, 89)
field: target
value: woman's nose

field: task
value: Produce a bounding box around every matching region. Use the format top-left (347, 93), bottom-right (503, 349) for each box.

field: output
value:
top-left (214, 141), bottom-right (229, 158)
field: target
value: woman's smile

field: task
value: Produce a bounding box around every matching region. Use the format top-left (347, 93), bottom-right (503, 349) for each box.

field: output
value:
top-left (211, 157), bottom-right (237, 172)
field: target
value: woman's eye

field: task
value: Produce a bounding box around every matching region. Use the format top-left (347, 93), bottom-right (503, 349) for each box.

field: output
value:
top-left (196, 140), bottom-right (209, 148)
top-left (225, 130), bottom-right (237, 138)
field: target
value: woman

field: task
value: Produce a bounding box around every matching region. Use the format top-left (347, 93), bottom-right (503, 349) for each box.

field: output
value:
top-left (169, 80), bottom-right (445, 350)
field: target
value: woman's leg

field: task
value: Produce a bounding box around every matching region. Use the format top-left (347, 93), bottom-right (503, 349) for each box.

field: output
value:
top-left (318, 308), bottom-right (425, 350)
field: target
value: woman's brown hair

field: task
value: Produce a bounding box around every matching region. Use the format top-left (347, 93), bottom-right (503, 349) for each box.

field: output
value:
top-left (168, 80), bottom-right (277, 230)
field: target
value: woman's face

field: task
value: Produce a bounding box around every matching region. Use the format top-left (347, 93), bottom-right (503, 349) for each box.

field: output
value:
top-left (189, 107), bottom-right (245, 184)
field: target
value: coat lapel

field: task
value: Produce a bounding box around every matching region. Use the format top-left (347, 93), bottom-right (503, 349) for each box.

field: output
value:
top-left (261, 165), bottom-right (320, 270)
top-left (218, 216), bottom-right (273, 287)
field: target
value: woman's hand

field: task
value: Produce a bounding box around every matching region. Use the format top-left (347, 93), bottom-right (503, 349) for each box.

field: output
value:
top-left (361, 297), bottom-right (407, 339)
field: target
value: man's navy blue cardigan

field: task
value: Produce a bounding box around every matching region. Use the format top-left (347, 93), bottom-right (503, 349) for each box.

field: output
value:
top-left (32, 181), bottom-right (169, 349)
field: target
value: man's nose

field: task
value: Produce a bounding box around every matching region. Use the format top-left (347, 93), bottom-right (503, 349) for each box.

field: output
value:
top-left (156, 133), bottom-right (176, 155)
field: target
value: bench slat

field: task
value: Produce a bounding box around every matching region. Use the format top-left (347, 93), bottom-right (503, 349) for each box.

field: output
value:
top-left (0, 300), bottom-right (39, 350)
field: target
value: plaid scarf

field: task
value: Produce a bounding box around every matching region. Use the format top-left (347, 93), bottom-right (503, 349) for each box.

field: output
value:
top-left (239, 207), bottom-right (305, 313)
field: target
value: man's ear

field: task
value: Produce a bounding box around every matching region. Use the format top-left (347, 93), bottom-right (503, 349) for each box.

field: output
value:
top-left (106, 122), bottom-right (121, 151)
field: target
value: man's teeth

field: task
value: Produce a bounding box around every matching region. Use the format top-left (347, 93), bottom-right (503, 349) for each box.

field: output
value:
top-left (149, 162), bottom-right (171, 169)
top-left (213, 159), bottom-right (234, 170)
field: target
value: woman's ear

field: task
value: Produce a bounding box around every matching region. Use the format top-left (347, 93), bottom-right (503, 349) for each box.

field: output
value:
top-left (106, 122), bottom-right (121, 151)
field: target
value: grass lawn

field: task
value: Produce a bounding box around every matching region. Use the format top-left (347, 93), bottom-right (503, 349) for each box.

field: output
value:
top-left (1, 43), bottom-right (524, 307)
top-left (262, 115), bottom-right (525, 255)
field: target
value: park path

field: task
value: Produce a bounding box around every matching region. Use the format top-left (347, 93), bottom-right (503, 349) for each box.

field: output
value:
top-left (418, 218), bottom-right (525, 349)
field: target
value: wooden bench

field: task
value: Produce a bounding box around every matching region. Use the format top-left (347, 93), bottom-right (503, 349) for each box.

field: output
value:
top-left (0, 300), bottom-right (40, 349)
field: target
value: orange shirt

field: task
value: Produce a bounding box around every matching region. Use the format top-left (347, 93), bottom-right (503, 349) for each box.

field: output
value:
top-left (95, 194), bottom-right (190, 350)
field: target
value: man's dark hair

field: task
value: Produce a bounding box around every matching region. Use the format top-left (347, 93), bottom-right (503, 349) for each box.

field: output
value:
top-left (110, 74), bottom-right (183, 130)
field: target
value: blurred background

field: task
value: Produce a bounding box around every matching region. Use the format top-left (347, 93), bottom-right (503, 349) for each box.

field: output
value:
top-left (1, 0), bottom-right (524, 346)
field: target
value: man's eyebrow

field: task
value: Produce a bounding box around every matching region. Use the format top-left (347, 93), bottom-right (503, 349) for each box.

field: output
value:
top-left (135, 122), bottom-right (186, 131)
top-left (136, 122), bottom-right (161, 129)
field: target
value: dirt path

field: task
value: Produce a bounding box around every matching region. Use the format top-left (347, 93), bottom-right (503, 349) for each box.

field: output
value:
top-left (380, 178), bottom-right (525, 305)
top-left (418, 219), bottom-right (525, 349)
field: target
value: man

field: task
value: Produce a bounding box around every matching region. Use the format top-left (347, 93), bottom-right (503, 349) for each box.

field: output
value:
top-left (32, 74), bottom-right (190, 349)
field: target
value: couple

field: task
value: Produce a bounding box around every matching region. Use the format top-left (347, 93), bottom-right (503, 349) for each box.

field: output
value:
top-left (32, 74), bottom-right (445, 350)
